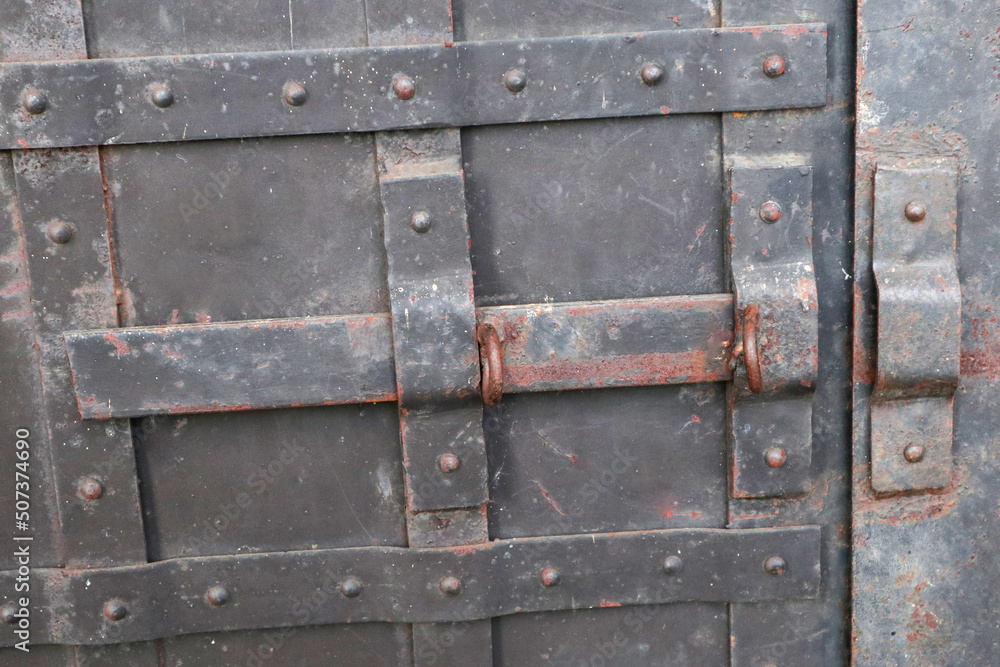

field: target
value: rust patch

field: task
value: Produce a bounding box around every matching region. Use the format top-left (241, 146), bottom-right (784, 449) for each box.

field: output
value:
top-left (103, 332), bottom-right (131, 355)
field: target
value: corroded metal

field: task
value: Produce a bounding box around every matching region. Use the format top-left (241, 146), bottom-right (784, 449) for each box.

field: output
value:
top-left (870, 163), bottom-right (960, 493)
top-left (0, 527), bottom-right (820, 647)
top-left (64, 295), bottom-right (736, 419)
top-left (0, 25), bottom-right (828, 150)
top-left (729, 165), bottom-right (818, 498)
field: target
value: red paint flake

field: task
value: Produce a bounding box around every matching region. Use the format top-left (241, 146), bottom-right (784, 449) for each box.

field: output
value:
top-left (103, 332), bottom-right (131, 355)
top-left (660, 105), bottom-right (671, 114)
top-left (533, 481), bottom-right (566, 516)
top-left (195, 312), bottom-right (212, 323)
top-left (599, 601), bottom-right (622, 608)
top-left (780, 24), bottom-right (812, 37)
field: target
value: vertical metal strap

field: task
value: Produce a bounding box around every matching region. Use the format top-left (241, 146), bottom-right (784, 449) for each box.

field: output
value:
top-left (2, 1), bottom-right (155, 663)
top-left (366, 3), bottom-right (493, 665)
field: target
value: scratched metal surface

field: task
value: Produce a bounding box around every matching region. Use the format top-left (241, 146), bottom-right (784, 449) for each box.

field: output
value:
top-left (0, 0), bottom-right (864, 664)
top-left (854, 0), bottom-right (1000, 663)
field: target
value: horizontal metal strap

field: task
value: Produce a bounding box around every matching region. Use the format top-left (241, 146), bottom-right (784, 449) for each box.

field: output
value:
top-left (65, 295), bottom-right (735, 419)
top-left (0, 527), bottom-right (820, 646)
top-left (2, 25), bottom-right (827, 149)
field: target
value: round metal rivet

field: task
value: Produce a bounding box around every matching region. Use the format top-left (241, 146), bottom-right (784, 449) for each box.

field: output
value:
top-left (539, 567), bottom-right (561, 587)
top-left (339, 577), bottom-right (363, 598)
top-left (104, 600), bottom-right (127, 621)
top-left (439, 575), bottom-right (462, 596)
top-left (760, 201), bottom-right (782, 223)
top-left (22, 89), bottom-right (48, 115)
top-left (764, 447), bottom-right (787, 469)
top-left (662, 555), bottom-right (683, 576)
top-left (0, 603), bottom-right (16, 625)
top-left (763, 55), bottom-right (786, 78)
top-left (640, 62), bottom-right (665, 86)
top-left (393, 75), bottom-right (416, 100)
top-left (439, 452), bottom-right (460, 474)
top-left (504, 69), bottom-right (527, 93)
top-left (904, 443), bottom-right (926, 463)
top-left (150, 83), bottom-right (174, 109)
top-left (79, 478), bottom-right (104, 501)
top-left (763, 556), bottom-right (786, 576)
top-left (205, 585), bottom-right (230, 607)
top-left (411, 211), bottom-right (432, 233)
top-left (905, 200), bottom-right (927, 223)
top-left (47, 221), bottom-right (74, 244)
top-left (283, 82), bottom-right (308, 107)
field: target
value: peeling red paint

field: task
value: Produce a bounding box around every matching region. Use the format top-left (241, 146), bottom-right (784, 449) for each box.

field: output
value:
top-left (103, 332), bottom-right (131, 355)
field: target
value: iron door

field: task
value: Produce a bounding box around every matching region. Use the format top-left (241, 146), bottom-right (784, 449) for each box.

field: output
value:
top-left (853, 1), bottom-right (1000, 664)
top-left (0, 0), bottom-right (854, 665)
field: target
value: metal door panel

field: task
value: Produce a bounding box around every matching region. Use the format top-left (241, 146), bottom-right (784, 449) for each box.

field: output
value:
top-left (81, 0), bottom-right (369, 58)
top-left (134, 406), bottom-right (407, 560)
top-left (487, 385), bottom-right (726, 539)
top-left (161, 623), bottom-right (413, 666)
top-left (492, 604), bottom-right (729, 666)
top-left (464, 117), bottom-right (725, 306)
top-left (453, 0), bottom-right (717, 40)
top-left (104, 135), bottom-right (387, 326)
top-left (0, 0), bottom-right (859, 662)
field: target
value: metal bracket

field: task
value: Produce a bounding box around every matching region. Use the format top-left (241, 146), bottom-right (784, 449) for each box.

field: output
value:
top-left (0, 25), bottom-right (828, 150)
top-left (377, 130), bottom-right (489, 513)
top-left (729, 165), bottom-right (818, 498)
top-left (870, 163), bottom-right (960, 493)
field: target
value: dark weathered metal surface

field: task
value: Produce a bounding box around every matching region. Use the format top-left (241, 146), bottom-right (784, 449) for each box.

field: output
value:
top-left (871, 163), bottom-right (960, 493)
top-left (1, 26), bottom-right (827, 150)
top-left (854, 1), bottom-right (1000, 664)
top-left (65, 295), bottom-right (736, 419)
top-left (729, 164), bottom-right (818, 498)
top-left (377, 129), bottom-right (488, 513)
top-left (486, 385), bottom-right (727, 539)
top-left (65, 315), bottom-right (397, 419)
top-left (13, 148), bottom-right (147, 568)
top-left (0, 527), bottom-right (820, 646)
top-left (479, 294), bottom-right (734, 394)
top-left (723, 0), bottom-right (855, 663)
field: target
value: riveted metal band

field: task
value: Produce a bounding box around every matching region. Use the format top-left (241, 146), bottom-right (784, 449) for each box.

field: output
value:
top-left (870, 162), bottom-right (960, 493)
top-left (0, 25), bottom-right (827, 150)
top-left (0, 526), bottom-right (820, 647)
top-left (64, 295), bottom-right (734, 419)
top-left (728, 165), bottom-right (818, 498)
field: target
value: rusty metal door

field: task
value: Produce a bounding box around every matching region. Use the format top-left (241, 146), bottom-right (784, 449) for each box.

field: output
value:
top-left (0, 0), bottom-right (859, 665)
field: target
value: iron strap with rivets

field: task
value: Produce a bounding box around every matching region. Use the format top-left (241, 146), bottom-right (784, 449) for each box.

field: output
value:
top-left (0, 527), bottom-right (820, 646)
top-left (0, 25), bottom-right (827, 149)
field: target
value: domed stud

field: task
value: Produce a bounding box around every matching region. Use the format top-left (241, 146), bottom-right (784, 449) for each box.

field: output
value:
top-left (103, 600), bottom-right (127, 621)
top-left (760, 200), bottom-right (782, 223)
top-left (47, 221), bottom-right (74, 245)
top-left (205, 585), bottom-right (230, 607)
top-left (22, 89), bottom-right (48, 115)
top-left (640, 62), bottom-right (665, 86)
top-left (763, 55), bottom-right (786, 78)
top-left (78, 478), bottom-right (104, 500)
top-left (283, 82), bottom-right (309, 107)
top-left (392, 75), bottom-right (416, 100)
top-left (410, 211), bottom-right (432, 233)
top-left (438, 452), bottom-right (460, 474)
top-left (904, 200), bottom-right (926, 223)
top-left (662, 555), bottom-right (683, 576)
top-left (903, 443), bottom-right (926, 463)
top-left (504, 69), bottom-right (527, 93)
top-left (150, 83), bottom-right (174, 109)
top-left (764, 447), bottom-right (787, 469)
top-left (763, 556), bottom-right (786, 576)
top-left (439, 575), bottom-right (462, 596)
top-left (339, 577), bottom-right (363, 598)
top-left (539, 567), bottom-right (561, 587)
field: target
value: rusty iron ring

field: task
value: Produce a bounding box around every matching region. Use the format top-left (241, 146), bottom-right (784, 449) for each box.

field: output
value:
top-left (477, 322), bottom-right (504, 406)
top-left (742, 304), bottom-right (764, 393)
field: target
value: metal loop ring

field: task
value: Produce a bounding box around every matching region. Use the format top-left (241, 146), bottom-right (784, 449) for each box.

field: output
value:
top-left (742, 304), bottom-right (764, 393)
top-left (477, 323), bottom-right (504, 406)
